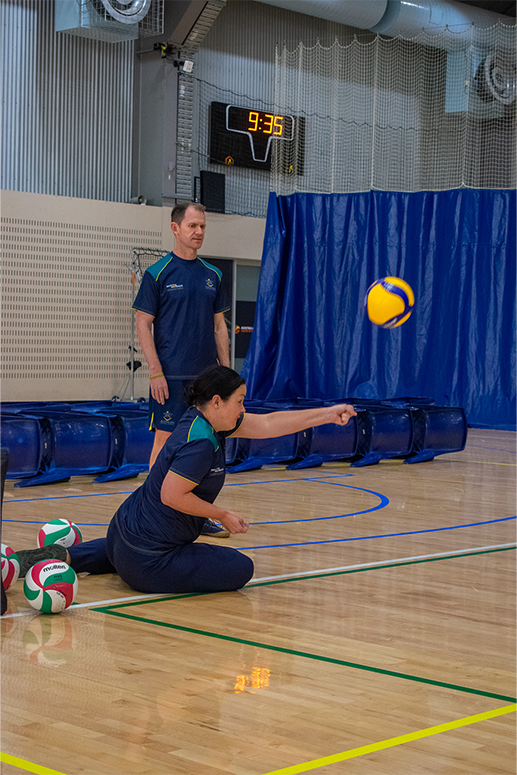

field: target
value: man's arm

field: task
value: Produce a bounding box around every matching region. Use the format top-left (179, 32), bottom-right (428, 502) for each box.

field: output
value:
top-left (135, 310), bottom-right (169, 404)
top-left (214, 312), bottom-right (230, 367)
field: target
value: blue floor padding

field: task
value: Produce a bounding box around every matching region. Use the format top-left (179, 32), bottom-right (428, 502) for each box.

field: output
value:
top-left (1, 397), bottom-right (467, 484)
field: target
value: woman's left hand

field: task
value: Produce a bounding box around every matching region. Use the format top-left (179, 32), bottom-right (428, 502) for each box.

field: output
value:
top-left (220, 510), bottom-right (250, 534)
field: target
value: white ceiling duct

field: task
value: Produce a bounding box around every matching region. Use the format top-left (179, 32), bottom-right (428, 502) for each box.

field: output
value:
top-left (370, 0), bottom-right (514, 37)
top-left (255, 0), bottom-right (514, 47)
top-left (257, 1), bottom-right (515, 111)
top-left (252, 0), bottom-right (390, 30)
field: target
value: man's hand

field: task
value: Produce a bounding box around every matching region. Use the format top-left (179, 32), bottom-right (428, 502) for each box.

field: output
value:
top-left (150, 374), bottom-right (169, 405)
top-left (219, 511), bottom-right (250, 534)
top-left (326, 404), bottom-right (357, 426)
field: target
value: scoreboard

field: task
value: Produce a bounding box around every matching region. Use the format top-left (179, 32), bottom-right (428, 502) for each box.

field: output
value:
top-left (209, 102), bottom-right (305, 174)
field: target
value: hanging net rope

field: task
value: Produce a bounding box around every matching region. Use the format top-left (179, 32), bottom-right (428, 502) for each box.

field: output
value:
top-left (271, 22), bottom-right (515, 196)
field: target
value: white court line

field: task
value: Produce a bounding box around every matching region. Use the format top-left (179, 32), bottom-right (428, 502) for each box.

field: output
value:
top-left (246, 542), bottom-right (517, 583)
top-left (2, 592), bottom-right (166, 619)
top-left (3, 542), bottom-right (515, 619)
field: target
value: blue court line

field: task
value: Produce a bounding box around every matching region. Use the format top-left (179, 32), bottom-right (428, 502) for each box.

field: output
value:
top-left (3, 480), bottom-right (387, 528)
top-left (237, 515), bottom-right (517, 550)
top-left (2, 472), bottom-right (354, 504)
top-left (223, 473), bottom-right (356, 486)
top-left (3, 491), bottom-right (135, 504)
top-left (2, 520), bottom-right (112, 526)
top-left (252, 484), bottom-right (389, 524)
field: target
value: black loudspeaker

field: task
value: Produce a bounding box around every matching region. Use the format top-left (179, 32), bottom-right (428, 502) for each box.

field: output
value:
top-left (200, 171), bottom-right (225, 213)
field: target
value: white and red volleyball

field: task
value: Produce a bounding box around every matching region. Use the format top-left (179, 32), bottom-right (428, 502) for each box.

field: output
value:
top-left (37, 519), bottom-right (82, 549)
top-left (1, 543), bottom-right (20, 590)
top-left (24, 560), bottom-right (78, 614)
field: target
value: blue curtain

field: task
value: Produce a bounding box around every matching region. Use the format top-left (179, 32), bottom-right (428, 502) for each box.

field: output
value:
top-left (243, 190), bottom-right (516, 430)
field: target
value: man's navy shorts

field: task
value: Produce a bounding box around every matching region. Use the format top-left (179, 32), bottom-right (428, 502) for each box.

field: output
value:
top-left (148, 378), bottom-right (192, 432)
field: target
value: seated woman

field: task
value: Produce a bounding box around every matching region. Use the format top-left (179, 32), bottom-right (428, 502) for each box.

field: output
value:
top-left (17, 366), bottom-right (356, 595)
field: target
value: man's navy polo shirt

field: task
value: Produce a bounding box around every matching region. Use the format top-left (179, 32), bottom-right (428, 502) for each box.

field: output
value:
top-left (133, 252), bottom-right (230, 378)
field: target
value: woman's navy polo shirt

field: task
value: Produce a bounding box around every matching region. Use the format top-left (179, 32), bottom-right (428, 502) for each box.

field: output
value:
top-left (115, 407), bottom-right (242, 551)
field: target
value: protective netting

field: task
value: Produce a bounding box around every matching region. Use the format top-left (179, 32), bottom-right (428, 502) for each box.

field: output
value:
top-left (196, 81), bottom-right (275, 217)
top-left (271, 22), bottom-right (516, 196)
top-left (129, 248), bottom-right (167, 280)
top-left (126, 248), bottom-right (167, 381)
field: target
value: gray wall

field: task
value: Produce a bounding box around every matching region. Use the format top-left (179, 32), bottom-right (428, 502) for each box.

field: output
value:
top-left (1, 0), bottom-right (134, 202)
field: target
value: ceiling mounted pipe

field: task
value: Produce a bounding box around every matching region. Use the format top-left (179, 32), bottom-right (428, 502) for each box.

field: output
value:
top-left (370, 0), bottom-right (514, 37)
top-left (253, 0), bottom-right (389, 30)
top-left (255, 0), bottom-right (515, 45)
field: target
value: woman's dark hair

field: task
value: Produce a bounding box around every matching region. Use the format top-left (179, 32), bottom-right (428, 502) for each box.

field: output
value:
top-left (185, 366), bottom-right (245, 407)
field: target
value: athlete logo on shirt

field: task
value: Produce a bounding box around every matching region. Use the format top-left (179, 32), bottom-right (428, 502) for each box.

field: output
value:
top-left (166, 283), bottom-right (184, 291)
top-left (205, 278), bottom-right (215, 289)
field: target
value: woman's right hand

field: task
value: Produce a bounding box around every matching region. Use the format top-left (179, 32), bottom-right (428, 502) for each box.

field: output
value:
top-left (220, 511), bottom-right (249, 534)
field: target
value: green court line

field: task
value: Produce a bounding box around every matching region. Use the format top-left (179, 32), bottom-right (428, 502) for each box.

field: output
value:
top-left (249, 545), bottom-right (517, 589)
top-left (91, 545), bottom-right (516, 612)
top-left (99, 607), bottom-right (516, 703)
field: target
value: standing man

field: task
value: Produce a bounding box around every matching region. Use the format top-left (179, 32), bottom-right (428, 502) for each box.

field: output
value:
top-left (133, 202), bottom-right (231, 538)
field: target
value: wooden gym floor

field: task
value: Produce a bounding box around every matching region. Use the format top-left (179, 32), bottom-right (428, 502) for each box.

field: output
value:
top-left (1, 428), bottom-right (516, 775)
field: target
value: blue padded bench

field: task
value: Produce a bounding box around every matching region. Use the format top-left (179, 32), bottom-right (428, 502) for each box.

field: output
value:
top-left (226, 433), bottom-right (301, 472)
top-left (93, 411), bottom-right (153, 482)
top-left (0, 414), bottom-right (46, 479)
top-left (226, 399), bottom-right (322, 473)
top-left (351, 406), bottom-right (414, 467)
top-left (12, 410), bottom-right (113, 487)
top-left (287, 417), bottom-right (358, 469)
top-left (405, 405), bottom-right (467, 463)
top-left (66, 402), bottom-right (152, 482)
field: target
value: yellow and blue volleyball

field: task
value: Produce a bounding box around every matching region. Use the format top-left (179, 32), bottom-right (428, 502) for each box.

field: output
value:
top-left (1, 543), bottom-right (20, 590)
top-left (24, 560), bottom-right (78, 614)
top-left (365, 277), bottom-right (415, 328)
top-left (37, 519), bottom-right (82, 549)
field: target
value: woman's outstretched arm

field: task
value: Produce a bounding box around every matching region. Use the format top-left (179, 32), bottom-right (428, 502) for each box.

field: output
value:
top-left (230, 403), bottom-right (356, 440)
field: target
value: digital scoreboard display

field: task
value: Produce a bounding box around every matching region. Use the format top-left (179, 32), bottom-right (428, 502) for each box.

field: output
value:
top-left (209, 102), bottom-right (305, 174)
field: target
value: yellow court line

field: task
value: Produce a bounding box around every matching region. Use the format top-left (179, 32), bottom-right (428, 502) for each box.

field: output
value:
top-left (469, 460), bottom-right (516, 466)
top-left (262, 704), bottom-right (517, 775)
top-left (0, 753), bottom-right (68, 775)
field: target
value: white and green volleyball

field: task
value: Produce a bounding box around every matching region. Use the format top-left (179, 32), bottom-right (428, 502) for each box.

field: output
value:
top-left (23, 615), bottom-right (74, 667)
top-left (37, 519), bottom-right (82, 549)
top-left (24, 560), bottom-right (78, 614)
top-left (1, 543), bottom-right (20, 590)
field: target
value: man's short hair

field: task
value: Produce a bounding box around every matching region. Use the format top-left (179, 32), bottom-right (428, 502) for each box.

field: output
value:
top-left (171, 202), bottom-right (206, 225)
